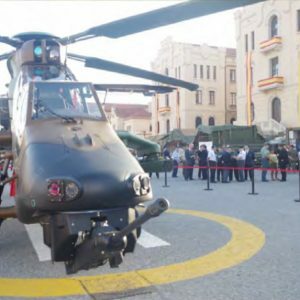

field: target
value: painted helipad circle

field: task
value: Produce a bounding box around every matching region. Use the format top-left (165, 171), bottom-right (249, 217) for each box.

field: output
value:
top-left (0, 209), bottom-right (265, 298)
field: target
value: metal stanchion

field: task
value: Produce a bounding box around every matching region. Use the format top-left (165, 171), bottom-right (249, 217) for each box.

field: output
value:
top-left (204, 166), bottom-right (213, 191)
top-left (163, 160), bottom-right (169, 188)
top-left (294, 165), bottom-right (300, 202)
top-left (248, 168), bottom-right (258, 195)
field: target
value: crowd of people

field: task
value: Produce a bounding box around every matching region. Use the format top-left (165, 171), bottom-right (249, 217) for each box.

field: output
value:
top-left (168, 143), bottom-right (300, 183)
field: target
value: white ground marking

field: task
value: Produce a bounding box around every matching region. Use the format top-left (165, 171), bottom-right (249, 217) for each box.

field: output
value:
top-left (137, 230), bottom-right (170, 248)
top-left (25, 226), bottom-right (170, 262)
top-left (25, 224), bottom-right (51, 262)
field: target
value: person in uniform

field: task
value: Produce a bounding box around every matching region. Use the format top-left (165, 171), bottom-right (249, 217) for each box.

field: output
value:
top-left (278, 144), bottom-right (289, 182)
top-left (229, 148), bottom-right (239, 182)
top-left (216, 147), bottom-right (223, 182)
top-left (171, 145), bottom-right (181, 178)
top-left (244, 145), bottom-right (255, 181)
top-left (163, 146), bottom-right (171, 160)
top-left (197, 144), bottom-right (208, 180)
top-left (288, 145), bottom-right (298, 170)
top-left (184, 143), bottom-right (195, 181)
top-left (260, 144), bottom-right (270, 182)
top-left (269, 149), bottom-right (279, 181)
top-left (221, 147), bottom-right (231, 183)
top-left (236, 146), bottom-right (246, 182)
top-left (208, 145), bottom-right (217, 183)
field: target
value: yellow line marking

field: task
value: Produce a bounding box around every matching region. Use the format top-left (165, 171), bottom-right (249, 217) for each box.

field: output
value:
top-left (0, 209), bottom-right (265, 298)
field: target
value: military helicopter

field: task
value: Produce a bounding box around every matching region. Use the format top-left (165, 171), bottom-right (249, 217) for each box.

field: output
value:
top-left (0, 0), bottom-right (264, 274)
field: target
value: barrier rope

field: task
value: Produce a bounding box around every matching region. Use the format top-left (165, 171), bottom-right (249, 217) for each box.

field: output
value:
top-left (175, 165), bottom-right (300, 173)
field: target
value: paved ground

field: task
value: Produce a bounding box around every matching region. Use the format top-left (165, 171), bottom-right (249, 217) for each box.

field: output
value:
top-left (0, 170), bottom-right (300, 299)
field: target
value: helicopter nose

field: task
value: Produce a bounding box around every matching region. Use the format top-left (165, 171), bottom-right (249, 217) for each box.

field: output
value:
top-left (15, 140), bottom-right (153, 223)
top-left (37, 172), bottom-right (152, 212)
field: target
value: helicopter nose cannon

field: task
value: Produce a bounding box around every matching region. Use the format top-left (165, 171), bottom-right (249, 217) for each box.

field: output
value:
top-left (146, 197), bottom-right (170, 216)
top-left (64, 198), bottom-right (169, 274)
top-left (111, 198), bottom-right (169, 242)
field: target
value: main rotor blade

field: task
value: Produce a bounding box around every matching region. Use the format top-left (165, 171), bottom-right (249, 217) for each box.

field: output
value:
top-left (68, 53), bottom-right (198, 91)
top-left (0, 36), bottom-right (22, 48)
top-left (60, 0), bottom-right (265, 44)
top-left (93, 84), bottom-right (175, 95)
top-left (0, 51), bottom-right (15, 61)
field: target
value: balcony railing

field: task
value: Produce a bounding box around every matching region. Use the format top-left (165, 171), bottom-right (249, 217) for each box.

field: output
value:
top-left (258, 76), bottom-right (284, 91)
top-left (256, 119), bottom-right (286, 137)
top-left (158, 106), bottom-right (171, 115)
top-left (260, 36), bottom-right (282, 53)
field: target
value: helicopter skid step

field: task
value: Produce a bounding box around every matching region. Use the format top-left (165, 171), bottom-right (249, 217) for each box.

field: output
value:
top-left (25, 224), bottom-right (170, 262)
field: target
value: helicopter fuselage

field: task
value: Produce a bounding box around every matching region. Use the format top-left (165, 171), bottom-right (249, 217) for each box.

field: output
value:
top-left (7, 55), bottom-right (153, 272)
top-left (12, 80), bottom-right (153, 213)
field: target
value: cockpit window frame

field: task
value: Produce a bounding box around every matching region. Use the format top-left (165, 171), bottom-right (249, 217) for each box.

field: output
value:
top-left (28, 81), bottom-right (107, 123)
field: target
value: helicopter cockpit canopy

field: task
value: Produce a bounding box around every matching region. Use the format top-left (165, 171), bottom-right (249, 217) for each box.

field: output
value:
top-left (32, 82), bottom-right (103, 120)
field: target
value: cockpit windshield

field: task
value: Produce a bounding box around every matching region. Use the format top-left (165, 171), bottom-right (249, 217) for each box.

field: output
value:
top-left (32, 82), bottom-right (103, 120)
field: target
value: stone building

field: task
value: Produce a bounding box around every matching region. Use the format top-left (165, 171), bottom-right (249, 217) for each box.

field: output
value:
top-left (104, 103), bottom-right (151, 137)
top-left (151, 37), bottom-right (237, 135)
top-left (235, 0), bottom-right (300, 145)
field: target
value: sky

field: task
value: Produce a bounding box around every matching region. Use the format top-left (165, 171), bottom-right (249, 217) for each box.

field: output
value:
top-left (0, 1), bottom-right (237, 103)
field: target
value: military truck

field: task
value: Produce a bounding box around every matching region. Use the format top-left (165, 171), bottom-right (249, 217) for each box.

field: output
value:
top-left (116, 131), bottom-right (172, 173)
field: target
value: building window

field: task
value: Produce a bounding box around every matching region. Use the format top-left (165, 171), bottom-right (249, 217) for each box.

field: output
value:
top-left (230, 69), bottom-right (236, 82)
top-left (209, 91), bottom-right (215, 105)
top-left (166, 119), bottom-right (170, 133)
top-left (175, 67), bottom-right (177, 78)
top-left (270, 15), bottom-right (278, 38)
top-left (207, 66), bottom-right (210, 79)
top-left (230, 92), bottom-right (237, 105)
top-left (126, 125), bottom-right (131, 132)
top-left (195, 90), bottom-right (202, 104)
top-left (193, 64), bottom-right (197, 78)
top-left (178, 66), bottom-right (181, 79)
top-left (157, 121), bottom-right (160, 134)
top-left (270, 57), bottom-right (279, 77)
top-left (245, 34), bottom-right (248, 52)
top-left (208, 117), bottom-right (215, 126)
top-left (195, 116), bottom-right (202, 128)
top-left (213, 66), bottom-right (217, 80)
top-left (272, 97), bottom-right (281, 122)
top-left (230, 118), bottom-right (236, 124)
top-left (200, 65), bottom-right (203, 79)
top-left (297, 10), bottom-right (300, 32)
top-left (251, 31), bottom-right (255, 50)
top-left (149, 124), bottom-right (152, 132)
top-left (165, 94), bottom-right (169, 107)
top-left (165, 68), bottom-right (169, 76)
